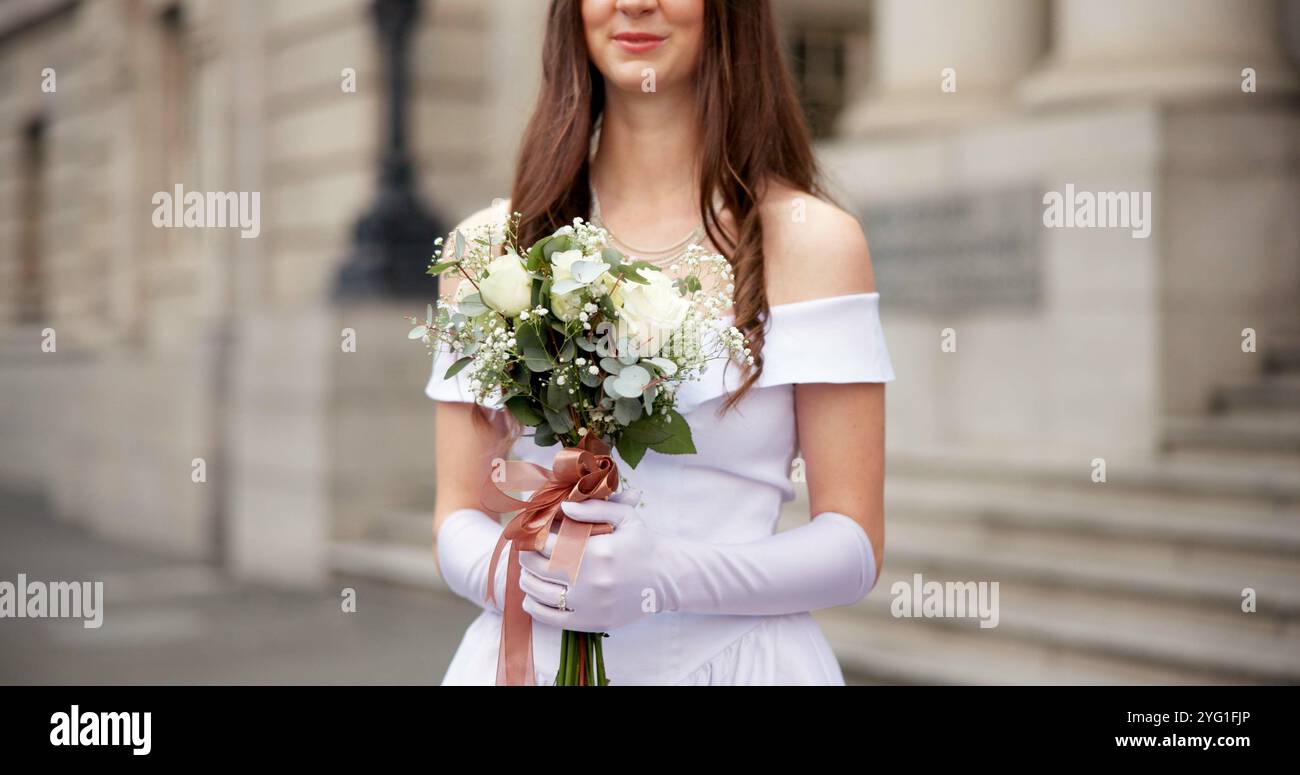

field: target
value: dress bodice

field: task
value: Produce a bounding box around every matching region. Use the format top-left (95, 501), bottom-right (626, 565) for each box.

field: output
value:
top-left (426, 291), bottom-right (895, 684)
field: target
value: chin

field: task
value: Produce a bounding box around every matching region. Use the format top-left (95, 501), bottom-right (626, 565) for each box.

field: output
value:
top-left (603, 57), bottom-right (684, 93)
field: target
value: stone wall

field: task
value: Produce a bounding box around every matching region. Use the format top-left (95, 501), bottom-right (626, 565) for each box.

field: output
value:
top-left (0, 0), bottom-right (529, 584)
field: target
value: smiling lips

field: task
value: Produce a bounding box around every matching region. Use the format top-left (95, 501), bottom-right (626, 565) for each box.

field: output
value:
top-left (613, 32), bottom-right (666, 54)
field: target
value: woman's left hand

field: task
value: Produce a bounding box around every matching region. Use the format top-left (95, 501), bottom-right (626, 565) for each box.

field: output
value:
top-left (517, 489), bottom-right (668, 632)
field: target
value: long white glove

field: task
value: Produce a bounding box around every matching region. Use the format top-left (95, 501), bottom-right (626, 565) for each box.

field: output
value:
top-left (435, 508), bottom-right (509, 613)
top-left (518, 491), bottom-right (878, 633)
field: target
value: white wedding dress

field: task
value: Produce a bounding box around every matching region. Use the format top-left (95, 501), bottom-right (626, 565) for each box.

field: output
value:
top-left (427, 292), bottom-right (895, 685)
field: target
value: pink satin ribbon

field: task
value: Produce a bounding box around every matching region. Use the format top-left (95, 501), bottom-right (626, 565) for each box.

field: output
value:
top-left (481, 436), bottom-right (618, 686)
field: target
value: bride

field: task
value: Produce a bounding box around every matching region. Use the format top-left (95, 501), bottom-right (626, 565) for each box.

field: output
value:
top-left (428, 0), bottom-right (894, 685)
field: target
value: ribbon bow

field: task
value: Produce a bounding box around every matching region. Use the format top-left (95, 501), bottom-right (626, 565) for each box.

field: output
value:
top-left (480, 436), bottom-right (619, 686)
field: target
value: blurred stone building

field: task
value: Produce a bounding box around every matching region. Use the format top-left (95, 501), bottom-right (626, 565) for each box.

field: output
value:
top-left (1, 0), bottom-right (1297, 684)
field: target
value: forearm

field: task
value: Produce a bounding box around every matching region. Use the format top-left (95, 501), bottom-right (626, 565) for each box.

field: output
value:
top-left (661, 511), bottom-right (877, 617)
top-left (435, 508), bottom-right (508, 613)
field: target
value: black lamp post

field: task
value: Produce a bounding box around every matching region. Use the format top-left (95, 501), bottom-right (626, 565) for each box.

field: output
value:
top-left (334, 0), bottom-right (445, 300)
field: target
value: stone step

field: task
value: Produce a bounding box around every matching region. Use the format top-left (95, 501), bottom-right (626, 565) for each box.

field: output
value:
top-left (1164, 413), bottom-right (1300, 455)
top-left (841, 567), bottom-right (1299, 683)
top-left (890, 449), bottom-right (1300, 503)
top-left (886, 517), bottom-right (1300, 614)
top-left (816, 607), bottom-right (1241, 685)
top-left (819, 614), bottom-right (1245, 686)
top-left (1214, 375), bottom-right (1300, 413)
top-left (885, 473), bottom-right (1300, 556)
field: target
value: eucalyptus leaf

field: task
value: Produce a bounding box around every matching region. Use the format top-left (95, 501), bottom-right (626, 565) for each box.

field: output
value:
top-left (408, 326), bottom-right (428, 340)
top-left (534, 424), bottom-right (557, 447)
top-left (443, 356), bottom-right (473, 379)
top-left (599, 357), bottom-right (623, 375)
top-left (613, 398), bottom-right (643, 426)
top-left (516, 325), bottom-right (553, 372)
top-left (547, 378), bottom-right (573, 410)
top-left (542, 237), bottom-right (568, 261)
top-left (648, 357), bottom-right (678, 376)
top-left (643, 383), bottom-right (658, 414)
top-left (611, 364), bottom-right (651, 396)
top-left (544, 406), bottom-right (574, 435)
top-left (454, 230), bottom-right (467, 259)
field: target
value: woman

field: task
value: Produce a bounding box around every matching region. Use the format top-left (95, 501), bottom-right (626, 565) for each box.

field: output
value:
top-left (429, 0), bottom-right (894, 685)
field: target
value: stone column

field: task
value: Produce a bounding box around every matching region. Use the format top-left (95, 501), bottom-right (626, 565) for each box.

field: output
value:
top-left (840, 0), bottom-right (1048, 134)
top-left (1020, 0), bottom-right (1300, 106)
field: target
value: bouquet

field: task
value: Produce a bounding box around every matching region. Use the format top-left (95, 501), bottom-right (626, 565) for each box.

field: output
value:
top-left (408, 213), bottom-right (749, 685)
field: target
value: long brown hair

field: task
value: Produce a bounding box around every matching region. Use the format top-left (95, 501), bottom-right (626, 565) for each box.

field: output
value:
top-left (510, 0), bottom-right (825, 408)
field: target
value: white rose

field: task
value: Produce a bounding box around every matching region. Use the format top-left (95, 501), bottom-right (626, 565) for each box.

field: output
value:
top-left (618, 268), bottom-right (689, 357)
top-left (478, 252), bottom-right (532, 316)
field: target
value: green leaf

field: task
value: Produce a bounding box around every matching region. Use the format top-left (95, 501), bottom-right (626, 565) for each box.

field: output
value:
top-left (617, 267), bottom-right (649, 284)
top-left (516, 324), bottom-right (553, 372)
top-left (648, 410), bottom-right (696, 455)
top-left (542, 236), bottom-right (570, 261)
top-left (427, 260), bottom-right (458, 276)
top-left (454, 230), bottom-right (467, 259)
top-left (443, 356), bottom-right (473, 379)
top-left (526, 237), bottom-right (551, 272)
top-left (544, 406), bottom-right (574, 435)
top-left (621, 414), bottom-right (673, 445)
top-left (615, 435), bottom-right (649, 468)
top-left (547, 378), bottom-right (573, 410)
top-left (505, 396), bottom-right (544, 427)
top-left (534, 424), bottom-right (557, 447)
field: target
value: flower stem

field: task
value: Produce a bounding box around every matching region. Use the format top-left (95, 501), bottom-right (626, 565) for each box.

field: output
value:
top-left (594, 634), bottom-right (607, 686)
top-left (556, 627), bottom-right (569, 686)
top-left (577, 633), bottom-right (587, 686)
top-left (565, 630), bottom-right (579, 686)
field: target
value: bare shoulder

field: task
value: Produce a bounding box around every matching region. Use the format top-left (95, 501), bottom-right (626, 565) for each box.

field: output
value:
top-left (450, 198), bottom-right (511, 236)
top-left (759, 183), bottom-right (876, 306)
top-left (439, 199), bottom-right (510, 300)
